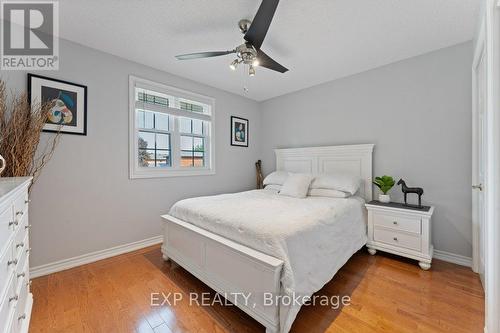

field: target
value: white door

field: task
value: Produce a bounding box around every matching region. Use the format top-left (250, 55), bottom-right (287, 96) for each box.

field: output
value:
top-left (472, 40), bottom-right (486, 285)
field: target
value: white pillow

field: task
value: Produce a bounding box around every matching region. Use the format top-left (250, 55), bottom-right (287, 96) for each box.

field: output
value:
top-left (279, 174), bottom-right (313, 198)
top-left (264, 184), bottom-right (282, 192)
top-left (308, 188), bottom-right (350, 198)
top-left (263, 171), bottom-right (289, 186)
top-left (310, 173), bottom-right (360, 195)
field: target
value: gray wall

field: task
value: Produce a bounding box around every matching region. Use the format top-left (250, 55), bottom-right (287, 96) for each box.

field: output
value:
top-left (259, 42), bottom-right (473, 257)
top-left (1, 39), bottom-right (261, 267)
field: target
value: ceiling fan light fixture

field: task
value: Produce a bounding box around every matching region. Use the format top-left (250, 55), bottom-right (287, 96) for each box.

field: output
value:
top-left (229, 59), bottom-right (239, 71)
top-left (249, 65), bottom-right (256, 76)
top-left (252, 59), bottom-right (260, 67)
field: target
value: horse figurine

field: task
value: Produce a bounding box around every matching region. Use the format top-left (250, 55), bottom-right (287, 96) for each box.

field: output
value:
top-left (397, 179), bottom-right (424, 208)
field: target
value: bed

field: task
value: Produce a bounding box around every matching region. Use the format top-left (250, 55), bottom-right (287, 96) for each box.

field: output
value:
top-left (161, 144), bottom-right (374, 333)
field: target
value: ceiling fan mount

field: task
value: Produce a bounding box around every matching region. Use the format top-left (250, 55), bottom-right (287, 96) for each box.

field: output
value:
top-left (175, 0), bottom-right (288, 77)
top-left (238, 19), bottom-right (252, 34)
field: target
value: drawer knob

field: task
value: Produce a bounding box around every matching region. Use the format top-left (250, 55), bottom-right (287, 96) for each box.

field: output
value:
top-left (9, 295), bottom-right (18, 302)
top-left (393, 221), bottom-right (398, 225)
top-left (27, 280), bottom-right (32, 287)
top-left (393, 237), bottom-right (398, 241)
top-left (9, 221), bottom-right (18, 226)
top-left (16, 242), bottom-right (24, 249)
top-left (7, 259), bottom-right (18, 266)
top-left (26, 248), bottom-right (32, 254)
top-left (25, 199), bottom-right (31, 204)
top-left (16, 211), bottom-right (23, 216)
top-left (25, 224), bottom-right (32, 230)
top-left (18, 314), bottom-right (26, 321)
top-left (17, 272), bottom-right (25, 278)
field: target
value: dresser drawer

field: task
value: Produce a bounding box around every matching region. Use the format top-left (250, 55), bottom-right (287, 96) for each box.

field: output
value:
top-left (0, 206), bottom-right (14, 257)
top-left (0, 239), bottom-right (15, 303)
top-left (373, 212), bottom-right (421, 234)
top-left (13, 234), bottom-right (29, 293)
top-left (0, 274), bottom-right (16, 333)
top-left (13, 192), bottom-right (28, 223)
top-left (374, 227), bottom-right (421, 251)
top-left (12, 274), bottom-right (29, 333)
top-left (13, 216), bottom-right (28, 260)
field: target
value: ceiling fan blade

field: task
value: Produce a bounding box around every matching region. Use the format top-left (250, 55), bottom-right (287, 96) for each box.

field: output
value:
top-left (175, 50), bottom-right (235, 60)
top-left (244, 0), bottom-right (280, 49)
top-left (257, 49), bottom-right (288, 73)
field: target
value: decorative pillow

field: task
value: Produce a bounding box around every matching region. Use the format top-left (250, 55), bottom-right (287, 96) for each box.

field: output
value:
top-left (279, 174), bottom-right (313, 198)
top-left (263, 171), bottom-right (289, 186)
top-left (308, 188), bottom-right (350, 198)
top-left (264, 184), bottom-right (282, 192)
top-left (310, 173), bottom-right (360, 195)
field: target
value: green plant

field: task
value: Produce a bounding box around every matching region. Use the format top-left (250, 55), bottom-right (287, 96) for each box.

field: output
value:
top-left (373, 175), bottom-right (395, 195)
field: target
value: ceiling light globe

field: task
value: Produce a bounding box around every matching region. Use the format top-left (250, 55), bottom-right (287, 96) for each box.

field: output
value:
top-left (252, 59), bottom-right (259, 67)
top-left (249, 65), bottom-right (256, 76)
top-left (229, 59), bottom-right (239, 71)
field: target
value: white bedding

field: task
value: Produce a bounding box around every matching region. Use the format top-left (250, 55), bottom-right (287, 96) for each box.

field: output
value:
top-left (169, 189), bottom-right (367, 333)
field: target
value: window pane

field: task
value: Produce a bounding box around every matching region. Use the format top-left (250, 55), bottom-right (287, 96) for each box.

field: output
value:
top-left (138, 131), bottom-right (155, 149)
top-left (156, 133), bottom-right (170, 150)
top-left (193, 119), bottom-right (203, 135)
top-left (136, 111), bottom-right (145, 128)
top-left (180, 136), bottom-right (193, 151)
top-left (138, 149), bottom-right (155, 167)
top-left (180, 118), bottom-right (191, 133)
top-left (194, 151), bottom-right (204, 167)
top-left (156, 150), bottom-right (171, 168)
top-left (144, 111), bottom-right (154, 129)
top-left (155, 113), bottom-right (169, 131)
top-left (181, 150), bottom-right (193, 167)
top-left (180, 100), bottom-right (206, 113)
top-left (136, 89), bottom-right (170, 107)
top-left (193, 137), bottom-right (204, 151)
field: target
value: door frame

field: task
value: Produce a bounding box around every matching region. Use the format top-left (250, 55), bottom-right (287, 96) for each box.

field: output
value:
top-left (478, 1), bottom-right (500, 332)
top-left (471, 16), bottom-right (486, 276)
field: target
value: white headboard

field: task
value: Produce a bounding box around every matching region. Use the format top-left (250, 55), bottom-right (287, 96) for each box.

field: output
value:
top-left (275, 144), bottom-right (375, 201)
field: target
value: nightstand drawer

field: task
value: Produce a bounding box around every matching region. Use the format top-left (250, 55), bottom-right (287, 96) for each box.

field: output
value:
top-left (374, 227), bottom-right (421, 251)
top-left (373, 212), bottom-right (421, 234)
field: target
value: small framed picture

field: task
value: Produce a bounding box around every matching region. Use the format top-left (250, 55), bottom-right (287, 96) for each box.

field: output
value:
top-left (28, 74), bottom-right (87, 136)
top-left (231, 116), bottom-right (248, 147)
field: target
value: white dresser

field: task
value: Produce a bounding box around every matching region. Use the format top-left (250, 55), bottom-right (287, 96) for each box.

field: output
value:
top-left (365, 201), bottom-right (434, 270)
top-left (0, 177), bottom-right (33, 333)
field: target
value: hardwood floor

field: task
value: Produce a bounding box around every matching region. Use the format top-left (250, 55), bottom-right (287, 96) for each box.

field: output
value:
top-left (29, 245), bottom-right (484, 333)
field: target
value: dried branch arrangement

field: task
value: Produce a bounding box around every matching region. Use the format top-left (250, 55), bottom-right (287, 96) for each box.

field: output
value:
top-left (0, 79), bottom-right (61, 189)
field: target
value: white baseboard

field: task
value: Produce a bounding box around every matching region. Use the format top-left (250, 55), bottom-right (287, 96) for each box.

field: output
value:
top-left (433, 249), bottom-right (472, 267)
top-left (30, 235), bottom-right (163, 278)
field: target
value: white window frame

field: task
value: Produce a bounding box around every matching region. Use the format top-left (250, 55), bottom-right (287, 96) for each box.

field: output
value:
top-left (129, 76), bottom-right (215, 178)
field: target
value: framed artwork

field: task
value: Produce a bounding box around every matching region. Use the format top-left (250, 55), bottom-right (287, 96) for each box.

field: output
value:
top-left (231, 116), bottom-right (248, 147)
top-left (28, 74), bottom-right (87, 135)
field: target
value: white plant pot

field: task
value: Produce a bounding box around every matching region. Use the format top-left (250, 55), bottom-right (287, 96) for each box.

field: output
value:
top-left (379, 194), bottom-right (390, 203)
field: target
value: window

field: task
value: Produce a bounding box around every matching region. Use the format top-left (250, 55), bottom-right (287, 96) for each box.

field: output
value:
top-left (129, 76), bottom-right (215, 178)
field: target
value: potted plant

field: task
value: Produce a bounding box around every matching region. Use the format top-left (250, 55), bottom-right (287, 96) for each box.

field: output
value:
top-left (373, 175), bottom-right (395, 203)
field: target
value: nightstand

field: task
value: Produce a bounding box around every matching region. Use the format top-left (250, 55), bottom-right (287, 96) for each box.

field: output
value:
top-left (365, 201), bottom-right (434, 270)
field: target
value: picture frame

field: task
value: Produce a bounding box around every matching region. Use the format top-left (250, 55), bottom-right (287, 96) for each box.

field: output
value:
top-left (231, 116), bottom-right (248, 147)
top-left (28, 73), bottom-right (88, 136)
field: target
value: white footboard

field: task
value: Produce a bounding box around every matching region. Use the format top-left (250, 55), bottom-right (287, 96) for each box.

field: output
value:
top-left (161, 215), bottom-right (283, 332)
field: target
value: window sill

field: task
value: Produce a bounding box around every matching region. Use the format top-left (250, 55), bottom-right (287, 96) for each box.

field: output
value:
top-left (129, 168), bottom-right (216, 179)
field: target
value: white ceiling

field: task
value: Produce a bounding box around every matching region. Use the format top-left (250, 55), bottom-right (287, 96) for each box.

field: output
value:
top-left (59, 0), bottom-right (479, 101)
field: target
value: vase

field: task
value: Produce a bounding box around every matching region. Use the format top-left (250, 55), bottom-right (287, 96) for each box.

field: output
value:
top-left (0, 154), bottom-right (5, 176)
top-left (379, 194), bottom-right (390, 203)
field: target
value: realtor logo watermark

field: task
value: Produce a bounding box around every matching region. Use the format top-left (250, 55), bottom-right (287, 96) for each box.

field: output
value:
top-left (1, 0), bottom-right (59, 70)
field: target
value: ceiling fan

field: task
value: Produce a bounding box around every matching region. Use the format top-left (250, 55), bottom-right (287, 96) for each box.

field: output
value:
top-left (175, 0), bottom-right (288, 76)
